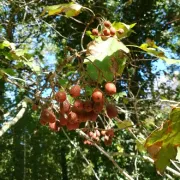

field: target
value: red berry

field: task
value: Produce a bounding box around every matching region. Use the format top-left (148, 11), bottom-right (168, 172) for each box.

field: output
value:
top-left (104, 137), bottom-right (113, 146)
top-left (106, 129), bottom-right (114, 137)
top-left (101, 130), bottom-right (106, 136)
top-left (88, 111), bottom-right (98, 121)
top-left (32, 104), bottom-right (38, 111)
top-left (101, 35), bottom-right (109, 41)
top-left (67, 122), bottom-right (79, 130)
top-left (68, 111), bottom-right (78, 124)
top-left (92, 29), bottom-right (99, 36)
top-left (103, 28), bottom-right (110, 36)
top-left (60, 100), bottom-right (70, 114)
top-left (104, 21), bottom-right (111, 28)
top-left (49, 121), bottom-right (60, 132)
top-left (106, 104), bottom-right (118, 118)
top-left (105, 82), bottom-right (116, 95)
top-left (40, 108), bottom-right (56, 123)
top-left (117, 28), bottom-right (124, 34)
top-left (40, 118), bottom-right (47, 125)
top-left (55, 91), bottom-right (66, 102)
top-left (84, 100), bottom-right (93, 112)
top-left (73, 99), bottom-right (84, 112)
top-left (70, 85), bottom-right (81, 98)
top-left (59, 113), bottom-right (67, 126)
top-left (95, 130), bottom-right (100, 137)
top-left (93, 102), bottom-right (103, 113)
top-left (77, 111), bottom-right (89, 122)
top-left (89, 131), bottom-right (94, 137)
top-left (110, 27), bottom-right (116, 36)
top-left (92, 90), bottom-right (103, 103)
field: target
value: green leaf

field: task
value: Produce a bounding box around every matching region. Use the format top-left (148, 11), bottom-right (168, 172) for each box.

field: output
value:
top-left (59, 78), bottom-right (68, 88)
top-left (138, 43), bottom-right (180, 64)
top-left (155, 145), bottom-right (177, 173)
top-left (136, 138), bottom-right (146, 153)
top-left (85, 37), bottom-right (129, 63)
top-left (113, 91), bottom-right (127, 102)
top-left (84, 38), bottom-right (128, 83)
top-left (112, 22), bottom-right (135, 39)
top-left (1, 68), bottom-right (16, 76)
top-left (41, 2), bottom-right (82, 17)
top-left (25, 60), bottom-right (41, 74)
top-left (0, 40), bottom-right (15, 50)
top-left (116, 120), bottom-right (134, 129)
top-left (145, 108), bottom-right (180, 173)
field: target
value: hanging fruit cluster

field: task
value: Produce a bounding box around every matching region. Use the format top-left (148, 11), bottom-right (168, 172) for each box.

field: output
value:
top-left (35, 82), bottom-right (118, 146)
top-left (91, 20), bottom-right (124, 40)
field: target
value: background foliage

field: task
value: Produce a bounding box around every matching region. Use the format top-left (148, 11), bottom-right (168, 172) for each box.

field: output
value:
top-left (0, 0), bottom-right (180, 179)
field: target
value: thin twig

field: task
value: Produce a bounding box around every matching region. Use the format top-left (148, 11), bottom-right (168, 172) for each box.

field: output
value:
top-left (61, 128), bottom-right (100, 180)
top-left (78, 130), bottom-right (134, 180)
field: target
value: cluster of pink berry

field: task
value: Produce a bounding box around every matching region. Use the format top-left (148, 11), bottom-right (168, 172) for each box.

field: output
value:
top-left (91, 20), bottom-right (124, 40)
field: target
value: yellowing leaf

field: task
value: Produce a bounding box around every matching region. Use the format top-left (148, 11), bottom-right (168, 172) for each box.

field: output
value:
top-left (145, 108), bottom-right (180, 173)
top-left (85, 37), bottom-right (129, 62)
top-left (112, 22), bottom-right (135, 39)
top-left (117, 120), bottom-right (134, 129)
top-left (41, 2), bottom-right (82, 17)
top-left (138, 43), bottom-right (180, 64)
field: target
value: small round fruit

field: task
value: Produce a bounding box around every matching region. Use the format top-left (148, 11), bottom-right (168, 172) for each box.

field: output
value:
top-left (93, 102), bottom-right (103, 113)
top-left (60, 100), bottom-right (70, 114)
top-left (88, 111), bottom-right (98, 121)
top-left (73, 99), bottom-right (84, 112)
top-left (92, 90), bottom-right (103, 103)
top-left (101, 130), bottom-right (106, 136)
top-left (101, 35), bottom-right (108, 41)
top-left (104, 21), bottom-right (111, 28)
top-left (106, 104), bottom-right (118, 118)
top-left (59, 113), bottom-right (67, 126)
top-left (103, 28), bottom-right (110, 36)
top-left (106, 129), bottom-right (114, 137)
top-left (95, 130), bottom-right (100, 137)
top-left (92, 29), bottom-right (99, 36)
top-left (84, 100), bottom-right (93, 112)
top-left (104, 137), bottom-right (112, 146)
top-left (67, 122), bottom-right (79, 130)
top-left (49, 121), bottom-right (60, 132)
top-left (70, 85), bottom-right (81, 98)
top-left (89, 131), bottom-right (94, 137)
top-left (117, 28), bottom-right (124, 34)
top-left (68, 111), bottom-right (78, 124)
top-left (110, 27), bottom-right (116, 36)
top-left (105, 82), bottom-right (116, 95)
top-left (55, 91), bottom-right (66, 102)
top-left (40, 108), bottom-right (56, 123)
top-left (40, 118), bottom-right (47, 125)
top-left (32, 104), bottom-right (38, 111)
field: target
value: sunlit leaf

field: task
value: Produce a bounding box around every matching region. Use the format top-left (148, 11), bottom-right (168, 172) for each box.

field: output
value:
top-left (138, 43), bottom-right (180, 64)
top-left (112, 22), bottom-right (135, 39)
top-left (116, 120), bottom-right (134, 129)
top-left (145, 108), bottom-right (180, 173)
top-left (41, 2), bottom-right (82, 17)
top-left (85, 37), bottom-right (129, 62)
top-left (113, 91), bottom-right (127, 102)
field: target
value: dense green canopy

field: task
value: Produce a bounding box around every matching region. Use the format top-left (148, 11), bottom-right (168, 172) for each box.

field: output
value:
top-left (0, 0), bottom-right (180, 179)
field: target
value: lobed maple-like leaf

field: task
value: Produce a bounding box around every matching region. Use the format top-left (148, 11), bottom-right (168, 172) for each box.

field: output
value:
top-left (41, 2), bottom-right (82, 17)
top-left (84, 38), bottom-right (129, 82)
top-left (145, 108), bottom-right (180, 173)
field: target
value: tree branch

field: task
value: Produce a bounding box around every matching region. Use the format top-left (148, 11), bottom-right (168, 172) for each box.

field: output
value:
top-left (78, 130), bottom-right (134, 180)
top-left (0, 99), bottom-right (28, 137)
top-left (143, 156), bottom-right (180, 177)
top-left (61, 128), bottom-right (100, 180)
